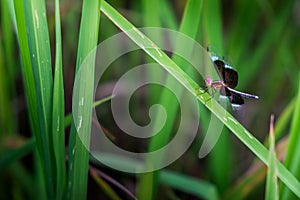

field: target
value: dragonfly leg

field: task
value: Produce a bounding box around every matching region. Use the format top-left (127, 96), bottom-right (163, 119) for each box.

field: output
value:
top-left (204, 88), bottom-right (215, 103)
top-left (199, 86), bottom-right (209, 94)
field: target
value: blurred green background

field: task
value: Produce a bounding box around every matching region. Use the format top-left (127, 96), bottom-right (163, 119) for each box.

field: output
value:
top-left (0, 0), bottom-right (300, 199)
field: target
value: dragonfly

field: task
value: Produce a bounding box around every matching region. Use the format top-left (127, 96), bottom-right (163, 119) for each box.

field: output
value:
top-left (202, 55), bottom-right (259, 109)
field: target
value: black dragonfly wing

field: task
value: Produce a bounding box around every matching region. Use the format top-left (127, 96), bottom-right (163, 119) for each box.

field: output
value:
top-left (220, 86), bottom-right (231, 97)
top-left (220, 87), bottom-right (244, 105)
top-left (223, 65), bottom-right (238, 89)
top-left (213, 60), bottom-right (238, 89)
top-left (228, 90), bottom-right (244, 105)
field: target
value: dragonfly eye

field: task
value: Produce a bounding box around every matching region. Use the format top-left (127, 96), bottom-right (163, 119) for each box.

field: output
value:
top-left (205, 77), bottom-right (212, 86)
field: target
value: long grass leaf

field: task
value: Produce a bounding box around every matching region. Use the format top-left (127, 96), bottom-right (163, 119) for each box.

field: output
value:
top-left (160, 170), bottom-right (219, 200)
top-left (14, 0), bottom-right (54, 198)
top-left (136, 0), bottom-right (203, 199)
top-left (202, 0), bottom-right (223, 51)
top-left (141, 0), bottom-right (163, 115)
top-left (90, 154), bottom-right (219, 199)
top-left (224, 108), bottom-right (291, 199)
top-left (202, 0), bottom-right (232, 192)
top-left (64, 96), bottom-right (113, 128)
top-left (239, 1), bottom-right (294, 89)
top-left (0, 38), bottom-right (11, 135)
top-left (13, 0), bottom-right (39, 150)
top-left (52, 0), bottom-right (66, 199)
top-left (281, 72), bottom-right (300, 200)
top-left (90, 167), bottom-right (123, 200)
top-left (160, 0), bottom-right (178, 30)
top-left (0, 138), bottom-right (35, 171)
top-left (67, 0), bottom-right (101, 199)
top-left (265, 115), bottom-right (278, 200)
top-left (24, 0), bottom-right (54, 197)
top-left (136, 0), bottom-right (163, 198)
top-left (0, 0), bottom-right (17, 134)
top-left (227, 1), bottom-right (260, 62)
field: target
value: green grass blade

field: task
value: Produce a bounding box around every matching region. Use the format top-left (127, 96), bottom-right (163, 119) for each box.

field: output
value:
top-left (0, 138), bottom-right (35, 171)
top-left (93, 96), bottom-right (113, 108)
top-left (202, 0), bottom-right (223, 51)
top-left (142, 0), bottom-right (161, 27)
top-left (285, 82), bottom-right (300, 167)
top-left (90, 153), bottom-right (219, 199)
top-left (0, 0), bottom-right (17, 134)
top-left (137, 0), bottom-right (165, 198)
top-left (13, 0), bottom-right (39, 145)
top-left (238, 1), bottom-right (293, 89)
top-left (24, 0), bottom-right (55, 197)
top-left (273, 98), bottom-right (295, 142)
top-left (67, 0), bottom-right (101, 199)
top-left (227, 1), bottom-right (260, 62)
top-left (281, 73), bottom-right (300, 200)
top-left (0, 37), bottom-right (12, 135)
top-left (14, 0), bottom-right (54, 198)
top-left (224, 99), bottom-right (293, 199)
top-left (35, 151), bottom-right (47, 199)
top-left (265, 115), bottom-right (278, 200)
top-left (159, 170), bottom-right (219, 200)
top-left (64, 96), bottom-right (113, 128)
top-left (1, 0), bottom-right (17, 83)
top-left (202, 0), bottom-right (232, 192)
top-left (9, 162), bottom-right (35, 199)
top-left (159, 0), bottom-right (178, 30)
top-left (90, 167), bottom-right (123, 200)
top-left (136, 0), bottom-right (203, 199)
top-left (100, 1), bottom-right (300, 197)
top-left (141, 0), bottom-right (163, 109)
top-left (52, 0), bottom-right (66, 199)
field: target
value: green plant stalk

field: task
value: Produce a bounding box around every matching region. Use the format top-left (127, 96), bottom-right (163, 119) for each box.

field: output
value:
top-left (14, 0), bottom-right (54, 198)
top-left (64, 96), bottom-right (113, 128)
top-left (24, 0), bottom-right (55, 197)
top-left (9, 162), bottom-right (35, 199)
top-left (67, 0), bottom-right (101, 199)
top-left (0, 0), bottom-right (17, 134)
top-left (257, 31), bottom-right (296, 117)
top-left (159, 0), bottom-right (178, 30)
top-left (202, 0), bottom-right (232, 192)
top-left (0, 94), bottom-right (113, 172)
top-left (90, 154), bottom-right (219, 199)
top-left (224, 99), bottom-right (293, 199)
top-left (281, 73), bottom-right (300, 200)
top-left (2, 0), bottom-right (17, 86)
top-left (0, 138), bottom-right (35, 171)
top-left (227, 1), bottom-right (259, 63)
top-left (13, 0), bottom-right (39, 146)
top-left (137, 0), bottom-right (164, 198)
top-left (136, 0), bottom-right (203, 199)
top-left (202, 0), bottom-right (223, 51)
top-left (159, 1), bottom-right (179, 30)
top-left (274, 98), bottom-right (295, 140)
top-left (52, 0), bottom-right (66, 199)
top-left (90, 168), bottom-right (122, 200)
top-left (265, 115), bottom-right (278, 200)
top-left (160, 170), bottom-right (219, 200)
top-left (35, 150), bottom-right (47, 199)
top-left (142, 0), bottom-right (163, 107)
top-left (100, 1), bottom-right (300, 197)
top-left (239, 1), bottom-right (293, 89)
top-left (0, 38), bottom-right (10, 135)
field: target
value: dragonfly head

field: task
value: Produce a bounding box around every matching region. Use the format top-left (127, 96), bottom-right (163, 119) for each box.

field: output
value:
top-left (205, 77), bottom-right (212, 86)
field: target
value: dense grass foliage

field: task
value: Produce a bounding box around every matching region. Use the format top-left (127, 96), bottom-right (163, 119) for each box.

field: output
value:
top-left (0, 0), bottom-right (300, 199)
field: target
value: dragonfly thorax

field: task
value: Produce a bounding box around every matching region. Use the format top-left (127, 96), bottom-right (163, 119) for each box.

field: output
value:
top-left (205, 77), bottom-right (224, 90)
